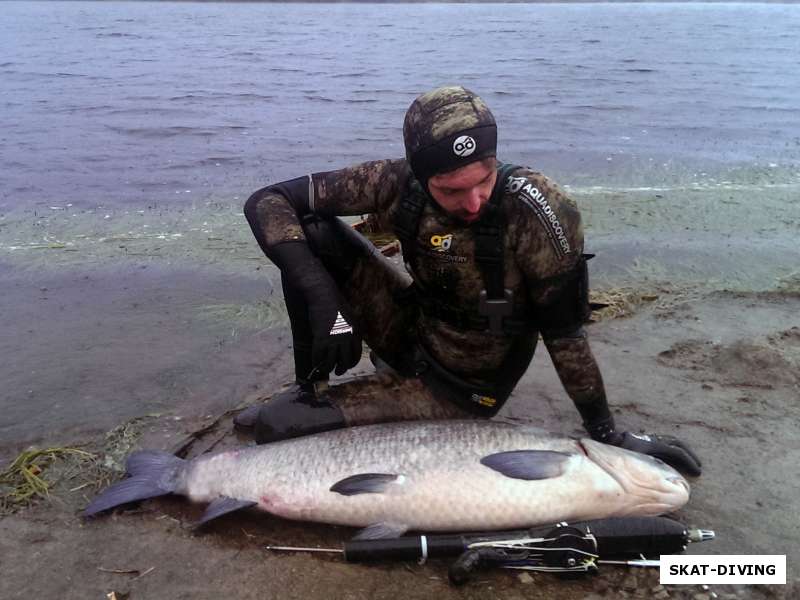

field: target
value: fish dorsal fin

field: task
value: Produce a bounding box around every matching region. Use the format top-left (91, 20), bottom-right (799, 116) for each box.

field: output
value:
top-left (480, 450), bottom-right (571, 481)
top-left (196, 496), bottom-right (257, 526)
top-left (330, 473), bottom-right (403, 496)
top-left (353, 521), bottom-right (409, 540)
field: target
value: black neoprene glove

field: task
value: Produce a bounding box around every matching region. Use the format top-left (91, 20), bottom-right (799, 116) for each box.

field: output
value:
top-left (587, 418), bottom-right (702, 477)
top-left (270, 242), bottom-right (362, 377)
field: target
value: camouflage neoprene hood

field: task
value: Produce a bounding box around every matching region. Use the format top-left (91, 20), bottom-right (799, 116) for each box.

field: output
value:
top-left (403, 86), bottom-right (497, 185)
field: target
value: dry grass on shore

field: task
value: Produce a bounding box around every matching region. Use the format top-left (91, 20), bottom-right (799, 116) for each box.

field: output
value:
top-left (0, 447), bottom-right (94, 514)
top-left (0, 415), bottom-right (161, 515)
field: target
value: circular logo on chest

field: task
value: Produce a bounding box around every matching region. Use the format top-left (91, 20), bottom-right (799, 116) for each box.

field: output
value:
top-left (452, 135), bottom-right (476, 157)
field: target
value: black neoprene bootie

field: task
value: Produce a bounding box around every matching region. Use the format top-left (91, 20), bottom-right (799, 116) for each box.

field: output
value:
top-left (253, 380), bottom-right (345, 444)
top-left (232, 403), bottom-right (262, 431)
top-left (233, 380), bottom-right (315, 432)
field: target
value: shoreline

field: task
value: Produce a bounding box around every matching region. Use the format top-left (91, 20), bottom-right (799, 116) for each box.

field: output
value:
top-left (2, 171), bottom-right (798, 450)
top-left (1, 177), bottom-right (799, 597)
top-left (2, 171), bottom-right (797, 289)
top-left (1, 262), bottom-right (798, 598)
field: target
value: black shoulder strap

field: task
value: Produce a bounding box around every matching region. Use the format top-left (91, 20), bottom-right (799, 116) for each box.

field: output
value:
top-left (473, 162), bottom-right (519, 299)
top-left (392, 177), bottom-right (428, 267)
top-left (473, 163), bottom-right (521, 333)
top-left (393, 163), bottom-right (525, 335)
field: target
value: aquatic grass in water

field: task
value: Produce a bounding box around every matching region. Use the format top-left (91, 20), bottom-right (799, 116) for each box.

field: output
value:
top-left (775, 272), bottom-right (800, 296)
top-left (0, 202), bottom-right (261, 273)
top-left (197, 300), bottom-right (289, 330)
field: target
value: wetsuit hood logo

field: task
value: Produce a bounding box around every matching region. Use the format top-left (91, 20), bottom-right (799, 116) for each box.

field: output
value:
top-left (453, 135), bottom-right (476, 157)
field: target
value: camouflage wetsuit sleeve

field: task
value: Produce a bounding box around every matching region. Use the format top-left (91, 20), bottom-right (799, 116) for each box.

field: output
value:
top-left (506, 168), bottom-right (610, 430)
top-left (244, 159), bottom-right (409, 252)
top-left (506, 168), bottom-right (584, 307)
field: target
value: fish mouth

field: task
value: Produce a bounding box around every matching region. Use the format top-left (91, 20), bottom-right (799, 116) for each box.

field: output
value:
top-left (668, 475), bottom-right (690, 495)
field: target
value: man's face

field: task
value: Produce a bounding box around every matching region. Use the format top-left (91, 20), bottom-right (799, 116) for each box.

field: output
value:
top-left (427, 159), bottom-right (497, 224)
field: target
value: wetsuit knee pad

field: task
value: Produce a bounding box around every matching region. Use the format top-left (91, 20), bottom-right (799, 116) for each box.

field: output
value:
top-left (254, 386), bottom-right (346, 445)
top-left (301, 215), bottom-right (376, 278)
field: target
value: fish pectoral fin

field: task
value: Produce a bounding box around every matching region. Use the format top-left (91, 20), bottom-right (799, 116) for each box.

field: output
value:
top-left (353, 521), bottom-right (409, 540)
top-left (480, 450), bottom-right (571, 481)
top-left (195, 496), bottom-right (257, 527)
top-left (329, 473), bottom-right (403, 496)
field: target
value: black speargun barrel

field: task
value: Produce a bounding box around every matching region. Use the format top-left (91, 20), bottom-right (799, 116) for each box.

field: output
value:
top-left (343, 516), bottom-right (710, 563)
top-left (569, 516), bottom-right (713, 557)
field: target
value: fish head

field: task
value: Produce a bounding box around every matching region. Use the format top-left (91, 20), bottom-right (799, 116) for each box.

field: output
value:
top-left (580, 439), bottom-right (690, 514)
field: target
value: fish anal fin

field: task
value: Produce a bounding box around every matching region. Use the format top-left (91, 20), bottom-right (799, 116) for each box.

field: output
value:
top-left (353, 521), bottom-right (409, 540)
top-left (195, 497), bottom-right (257, 527)
top-left (480, 450), bottom-right (571, 481)
top-left (330, 473), bottom-right (402, 496)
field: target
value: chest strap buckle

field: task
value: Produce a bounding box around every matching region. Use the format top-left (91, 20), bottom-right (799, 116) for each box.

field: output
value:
top-left (479, 289), bottom-right (514, 334)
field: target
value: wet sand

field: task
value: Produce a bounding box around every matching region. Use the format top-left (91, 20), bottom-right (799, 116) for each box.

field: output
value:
top-left (0, 261), bottom-right (292, 452)
top-left (1, 191), bottom-right (799, 599)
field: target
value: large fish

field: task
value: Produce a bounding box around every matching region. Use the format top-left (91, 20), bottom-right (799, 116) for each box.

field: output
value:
top-left (84, 420), bottom-right (689, 538)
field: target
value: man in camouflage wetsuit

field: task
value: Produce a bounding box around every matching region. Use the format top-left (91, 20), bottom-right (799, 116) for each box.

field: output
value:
top-left (237, 86), bottom-right (701, 476)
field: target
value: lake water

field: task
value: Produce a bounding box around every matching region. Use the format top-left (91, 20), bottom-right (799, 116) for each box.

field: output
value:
top-left (2, 1), bottom-right (800, 214)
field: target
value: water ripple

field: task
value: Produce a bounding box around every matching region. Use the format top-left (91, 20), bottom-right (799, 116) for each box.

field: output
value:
top-left (2, 1), bottom-right (799, 212)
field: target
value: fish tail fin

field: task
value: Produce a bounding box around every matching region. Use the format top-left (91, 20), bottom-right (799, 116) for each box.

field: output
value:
top-left (83, 450), bottom-right (185, 517)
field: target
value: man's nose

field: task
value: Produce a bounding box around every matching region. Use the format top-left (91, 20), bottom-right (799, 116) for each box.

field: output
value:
top-left (463, 188), bottom-right (482, 213)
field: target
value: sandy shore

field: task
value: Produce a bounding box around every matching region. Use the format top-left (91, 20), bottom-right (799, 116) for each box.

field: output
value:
top-left (1, 189), bottom-right (798, 598)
